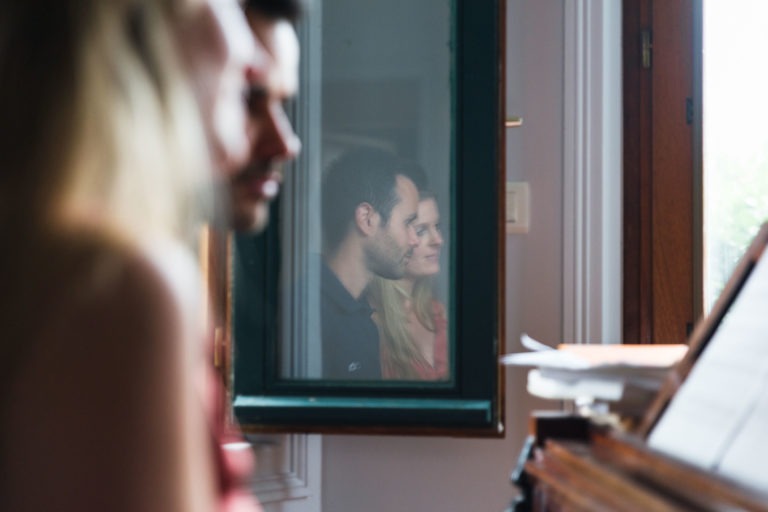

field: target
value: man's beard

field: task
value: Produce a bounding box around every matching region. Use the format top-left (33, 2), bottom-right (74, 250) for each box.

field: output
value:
top-left (366, 232), bottom-right (412, 281)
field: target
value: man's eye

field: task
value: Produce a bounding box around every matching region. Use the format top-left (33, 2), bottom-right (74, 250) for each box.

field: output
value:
top-left (416, 226), bottom-right (428, 237)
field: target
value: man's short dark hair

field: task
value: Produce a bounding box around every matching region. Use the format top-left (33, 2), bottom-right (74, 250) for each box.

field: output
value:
top-left (322, 147), bottom-right (404, 254)
top-left (398, 159), bottom-right (429, 194)
top-left (244, 0), bottom-right (303, 23)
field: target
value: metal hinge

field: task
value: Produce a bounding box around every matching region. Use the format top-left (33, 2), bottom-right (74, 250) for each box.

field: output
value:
top-left (641, 29), bottom-right (652, 69)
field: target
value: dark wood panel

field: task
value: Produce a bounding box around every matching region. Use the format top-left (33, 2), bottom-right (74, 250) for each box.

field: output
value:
top-left (622, 0), bottom-right (654, 343)
top-left (623, 0), bottom-right (695, 344)
top-left (651, 0), bottom-right (694, 343)
top-left (517, 413), bottom-right (768, 512)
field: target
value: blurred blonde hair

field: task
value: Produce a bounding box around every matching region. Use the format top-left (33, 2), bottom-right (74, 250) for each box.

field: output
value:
top-left (368, 275), bottom-right (436, 380)
top-left (0, 0), bottom-right (210, 246)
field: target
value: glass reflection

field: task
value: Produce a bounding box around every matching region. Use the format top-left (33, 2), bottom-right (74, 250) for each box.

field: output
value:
top-left (278, 0), bottom-right (452, 381)
top-left (369, 185), bottom-right (449, 380)
top-left (320, 149), bottom-right (420, 379)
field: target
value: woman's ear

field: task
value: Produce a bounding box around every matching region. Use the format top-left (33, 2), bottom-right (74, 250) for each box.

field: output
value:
top-left (354, 202), bottom-right (379, 236)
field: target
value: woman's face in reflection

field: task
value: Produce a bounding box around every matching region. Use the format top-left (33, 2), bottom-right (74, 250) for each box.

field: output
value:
top-left (175, 0), bottom-right (261, 174)
top-left (405, 198), bottom-right (443, 279)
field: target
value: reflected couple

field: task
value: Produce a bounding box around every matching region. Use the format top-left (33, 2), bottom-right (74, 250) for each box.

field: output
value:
top-left (369, 186), bottom-right (447, 380)
top-left (319, 147), bottom-right (448, 381)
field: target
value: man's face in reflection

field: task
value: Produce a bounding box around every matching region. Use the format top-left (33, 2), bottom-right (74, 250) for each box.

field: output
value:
top-left (228, 12), bottom-right (301, 232)
top-left (365, 175), bottom-right (420, 280)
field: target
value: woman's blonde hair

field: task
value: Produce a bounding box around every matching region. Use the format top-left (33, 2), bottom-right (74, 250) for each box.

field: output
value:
top-left (368, 274), bottom-right (436, 380)
top-left (0, 0), bottom-right (210, 246)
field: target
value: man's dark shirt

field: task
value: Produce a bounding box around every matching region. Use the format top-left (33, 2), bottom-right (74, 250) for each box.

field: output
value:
top-left (320, 262), bottom-right (382, 380)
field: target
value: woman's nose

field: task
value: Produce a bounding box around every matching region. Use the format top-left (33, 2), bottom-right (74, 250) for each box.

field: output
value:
top-left (430, 228), bottom-right (443, 246)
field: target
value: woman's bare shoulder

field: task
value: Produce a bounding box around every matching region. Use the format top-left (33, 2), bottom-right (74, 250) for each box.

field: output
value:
top-left (7, 229), bottom-right (196, 390)
top-left (3, 230), bottom-right (202, 511)
top-left (40, 229), bottom-right (197, 318)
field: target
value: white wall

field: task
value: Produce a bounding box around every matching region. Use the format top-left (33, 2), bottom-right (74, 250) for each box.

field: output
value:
top-left (321, 1), bottom-right (564, 510)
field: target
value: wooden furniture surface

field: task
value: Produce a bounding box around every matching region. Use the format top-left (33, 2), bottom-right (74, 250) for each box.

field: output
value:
top-left (510, 227), bottom-right (768, 511)
top-left (511, 412), bottom-right (768, 512)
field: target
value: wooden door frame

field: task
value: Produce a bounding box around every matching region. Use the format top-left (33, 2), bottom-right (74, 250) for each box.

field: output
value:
top-left (622, 0), bottom-right (700, 344)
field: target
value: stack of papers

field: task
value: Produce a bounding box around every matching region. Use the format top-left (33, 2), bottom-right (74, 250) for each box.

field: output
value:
top-left (501, 334), bottom-right (688, 415)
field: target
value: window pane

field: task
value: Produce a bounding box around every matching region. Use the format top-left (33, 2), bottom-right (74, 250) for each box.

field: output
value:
top-left (279, 0), bottom-right (454, 381)
top-left (703, 0), bottom-right (768, 312)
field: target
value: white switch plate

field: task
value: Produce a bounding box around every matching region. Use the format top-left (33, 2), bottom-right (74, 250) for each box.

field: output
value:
top-left (506, 181), bottom-right (530, 234)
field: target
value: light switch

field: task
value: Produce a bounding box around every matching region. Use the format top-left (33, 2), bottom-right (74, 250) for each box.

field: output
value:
top-left (506, 181), bottom-right (530, 234)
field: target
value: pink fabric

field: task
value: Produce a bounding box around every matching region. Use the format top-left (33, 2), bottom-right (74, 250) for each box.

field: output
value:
top-left (381, 300), bottom-right (449, 380)
top-left (205, 349), bottom-right (262, 512)
top-left (410, 301), bottom-right (448, 380)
